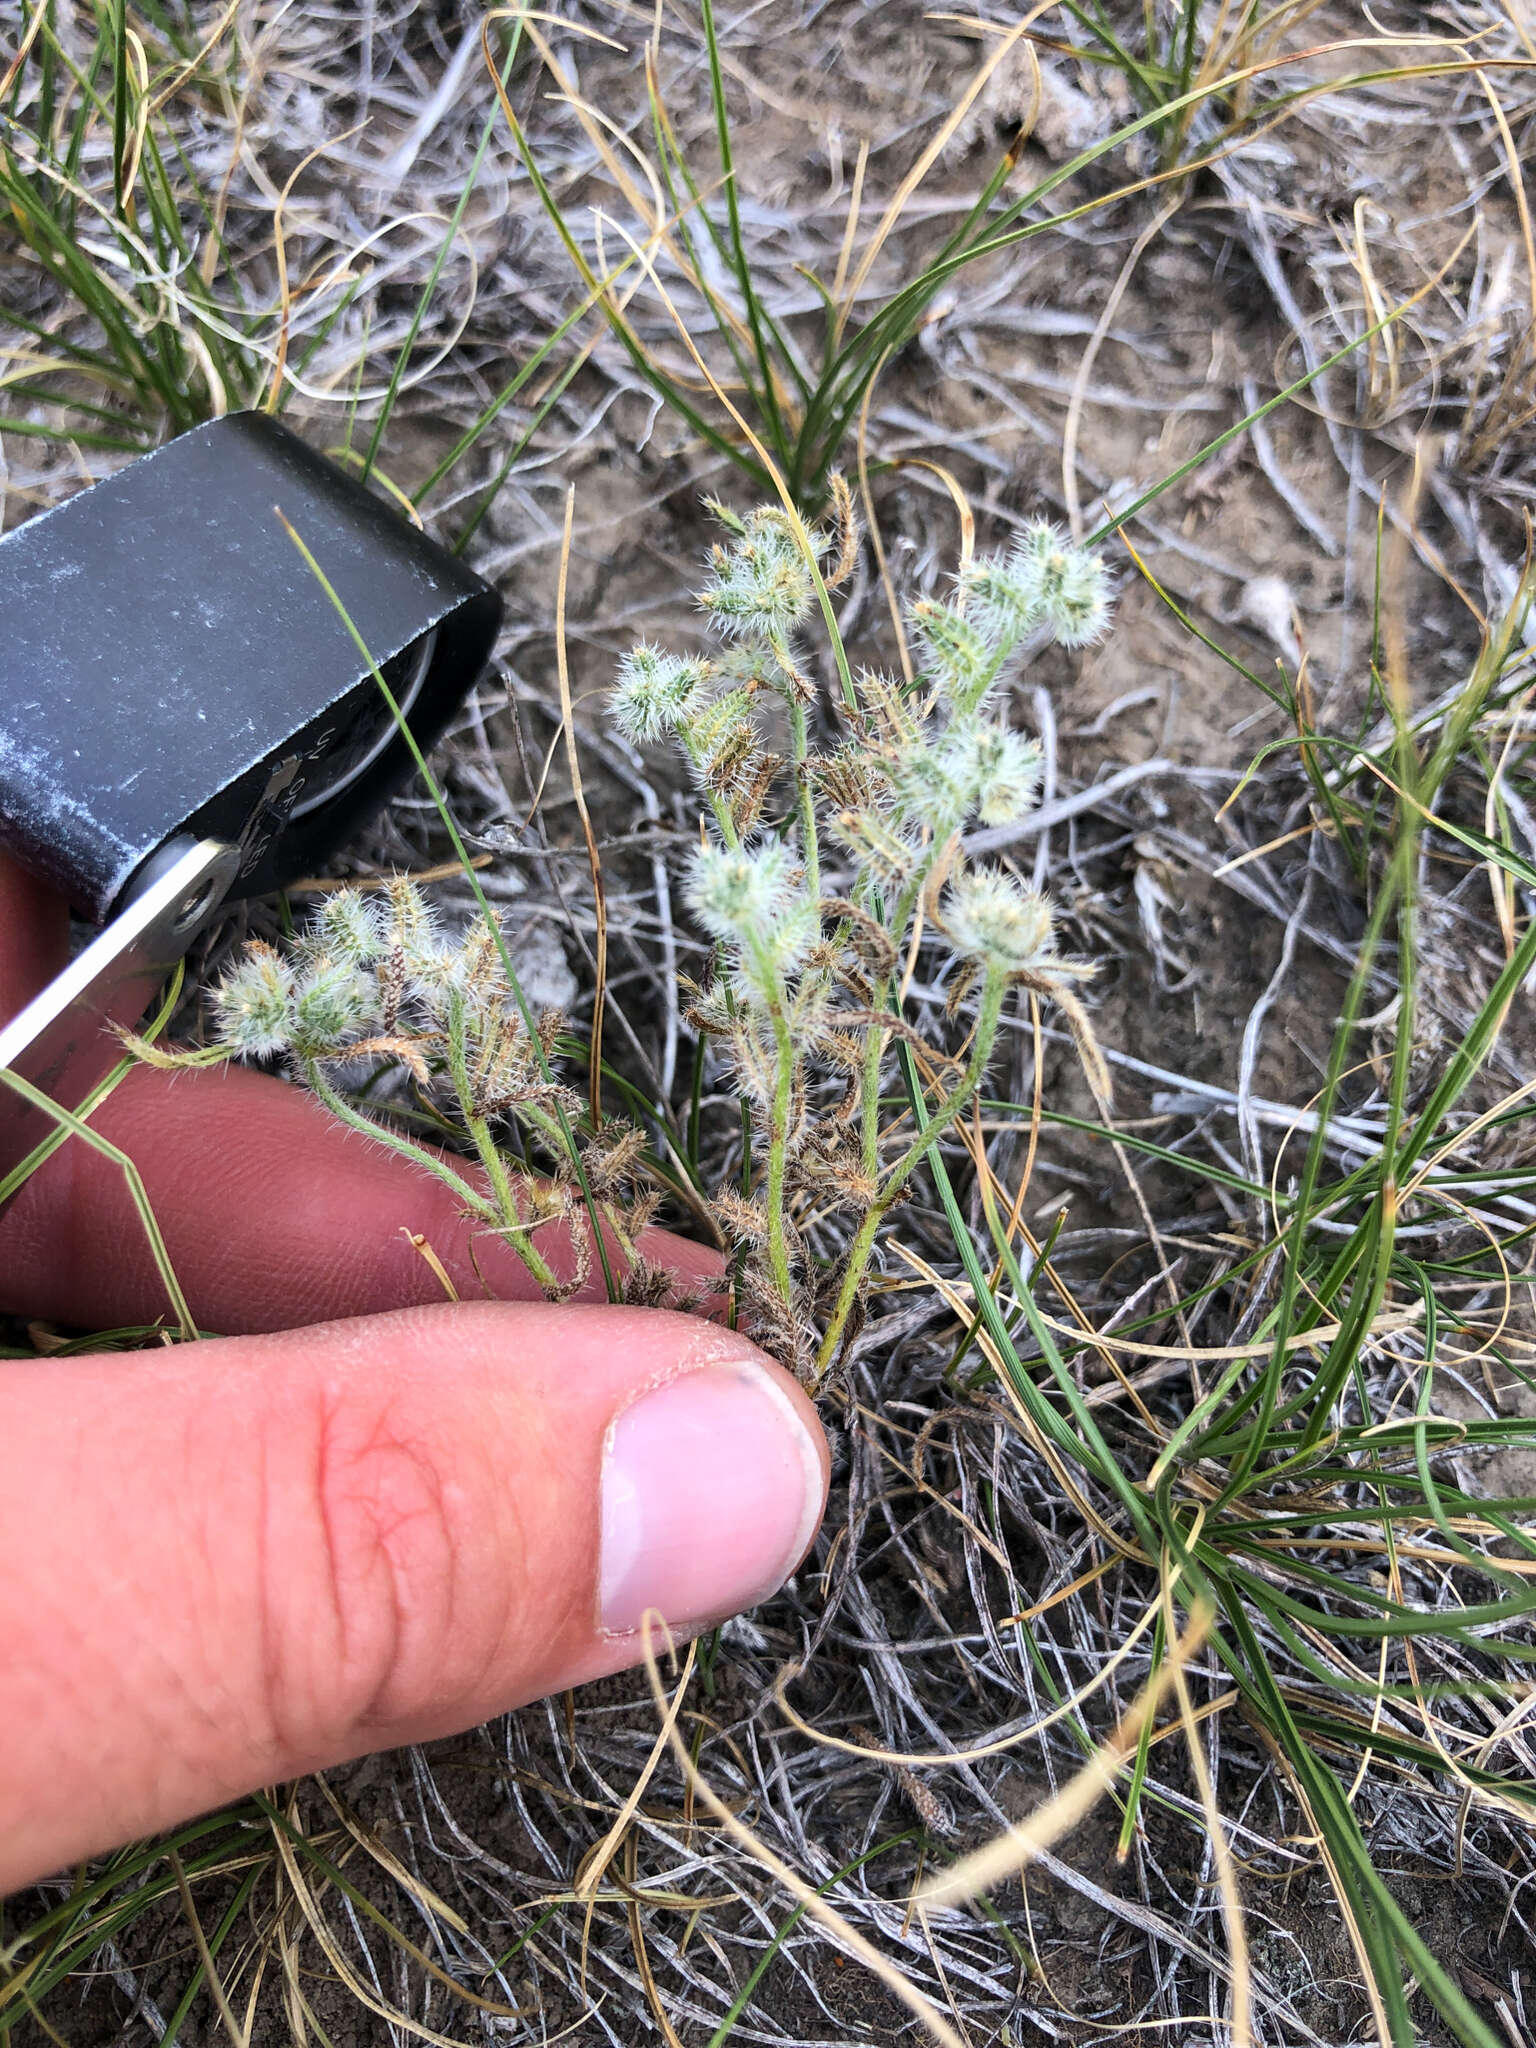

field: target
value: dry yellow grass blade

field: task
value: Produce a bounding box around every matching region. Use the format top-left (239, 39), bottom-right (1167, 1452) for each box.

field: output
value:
top-left (502, 9), bottom-right (773, 397)
top-left (896, 1235), bottom-right (1423, 1366)
top-left (264, 1799), bottom-right (527, 2044)
top-left (838, 4), bottom-right (1052, 337)
top-left (576, 1638), bottom-right (697, 1900)
top-left (403, 1225), bottom-right (464, 1302)
top-left (314, 1776), bottom-right (470, 1934)
top-left (982, 991), bottom-right (1045, 1266)
top-left (916, 1602), bottom-right (1214, 1911)
top-left (555, 484), bottom-right (609, 1126)
top-left (1253, 1730), bottom-right (1397, 2048)
top-left (265, 123), bottom-right (368, 412)
top-left (855, 352), bottom-right (913, 680)
top-left (623, 1832), bottom-right (689, 2048)
top-left (1034, 1301), bottom-right (1424, 1363)
top-left (1159, 1574), bottom-right (1252, 2047)
top-left (0, 0), bottom-right (50, 100)
top-left (549, 1879), bottom-right (742, 1910)
top-left (285, 854), bottom-right (495, 894)
top-left (831, 134), bottom-right (870, 308)
top-left (146, 0), bottom-right (243, 118)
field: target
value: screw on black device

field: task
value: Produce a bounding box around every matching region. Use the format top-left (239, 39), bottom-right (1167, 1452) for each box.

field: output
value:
top-left (0, 411), bottom-right (503, 1188)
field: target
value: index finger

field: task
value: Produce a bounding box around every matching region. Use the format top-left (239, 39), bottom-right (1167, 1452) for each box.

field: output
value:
top-left (0, 857), bottom-right (721, 1333)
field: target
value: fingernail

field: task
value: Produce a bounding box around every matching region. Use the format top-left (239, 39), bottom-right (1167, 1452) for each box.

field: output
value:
top-left (599, 1349), bottom-right (824, 1636)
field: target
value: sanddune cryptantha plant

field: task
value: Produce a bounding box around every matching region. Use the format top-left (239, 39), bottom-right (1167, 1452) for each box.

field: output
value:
top-left (611, 501), bottom-right (1113, 1379)
top-left (138, 503), bottom-right (1112, 1384)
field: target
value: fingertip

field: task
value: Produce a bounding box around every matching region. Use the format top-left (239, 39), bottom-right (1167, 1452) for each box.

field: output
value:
top-left (590, 1318), bottom-right (829, 1639)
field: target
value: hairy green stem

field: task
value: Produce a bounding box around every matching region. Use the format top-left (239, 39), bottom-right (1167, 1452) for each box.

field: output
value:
top-left (301, 1060), bottom-right (497, 1223)
top-left (788, 698), bottom-right (820, 901)
top-left (735, 918), bottom-right (802, 1314)
top-left (816, 968), bottom-right (1007, 1378)
top-left (446, 997), bottom-right (561, 1294)
top-left (762, 993), bottom-right (799, 1314)
top-left (772, 631), bottom-right (821, 900)
top-left (859, 1018), bottom-right (885, 1180)
top-left (466, 1105), bottom-right (558, 1292)
top-left (855, 847), bottom-right (948, 1180)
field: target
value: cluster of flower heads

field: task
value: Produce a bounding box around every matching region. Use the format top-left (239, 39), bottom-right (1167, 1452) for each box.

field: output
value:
top-left (178, 879), bottom-right (679, 1308)
top-left (955, 520), bottom-right (1112, 653)
top-left (686, 840), bottom-right (818, 990)
top-left (612, 505), bottom-right (1109, 988)
top-left (210, 880), bottom-right (576, 1124)
top-left (603, 501), bottom-right (1112, 1369)
top-left (831, 523), bottom-right (1108, 929)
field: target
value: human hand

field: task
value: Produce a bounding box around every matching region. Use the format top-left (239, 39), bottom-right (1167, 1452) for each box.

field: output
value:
top-left (0, 856), bottom-right (828, 1891)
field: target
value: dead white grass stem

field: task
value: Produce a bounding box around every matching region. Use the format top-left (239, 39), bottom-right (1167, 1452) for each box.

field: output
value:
top-left (1062, 196), bottom-right (1181, 539)
top-left (640, 1618), bottom-right (968, 2048)
top-left (915, 1603), bottom-right (1214, 1911)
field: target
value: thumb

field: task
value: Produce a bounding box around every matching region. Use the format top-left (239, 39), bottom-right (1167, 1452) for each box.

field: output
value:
top-left (0, 1304), bottom-right (827, 1890)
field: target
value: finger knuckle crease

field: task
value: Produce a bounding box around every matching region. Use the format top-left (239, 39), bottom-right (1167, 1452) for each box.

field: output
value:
top-left (302, 1394), bottom-right (468, 1740)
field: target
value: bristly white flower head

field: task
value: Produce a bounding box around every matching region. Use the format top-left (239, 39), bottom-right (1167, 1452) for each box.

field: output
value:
top-left (954, 553), bottom-right (1040, 645)
top-left (700, 512), bottom-right (814, 642)
top-left (611, 645), bottom-right (708, 745)
top-left (888, 732), bottom-right (973, 836)
top-left (943, 723), bottom-right (1044, 828)
top-left (908, 599), bottom-right (1002, 708)
top-left (214, 944), bottom-right (295, 1056)
top-left (290, 957), bottom-right (377, 1053)
top-left (384, 878), bottom-right (452, 996)
top-left (308, 887), bottom-right (385, 968)
top-left (686, 837), bottom-right (819, 994)
top-left (944, 867), bottom-right (1055, 973)
top-left (686, 838), bottom-right (799, 943)
top-left (1008, 522), bottom-right (1112, 648)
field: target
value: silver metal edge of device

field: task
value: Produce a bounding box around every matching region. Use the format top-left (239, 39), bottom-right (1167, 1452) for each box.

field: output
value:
top-left (0, 836), bottom-right (239, 1188)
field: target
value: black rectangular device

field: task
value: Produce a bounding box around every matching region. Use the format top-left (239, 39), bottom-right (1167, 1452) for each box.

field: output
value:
top-left (0, 410), bottom-right (503, 1185)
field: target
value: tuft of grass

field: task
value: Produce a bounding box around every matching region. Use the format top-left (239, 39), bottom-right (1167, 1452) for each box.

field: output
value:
top-left (485, 3), bottom-right (1527, 517)
top-left (0, 0), bottom-right (524, 477)
top-left (1, 0), bottom-right (263, 440)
